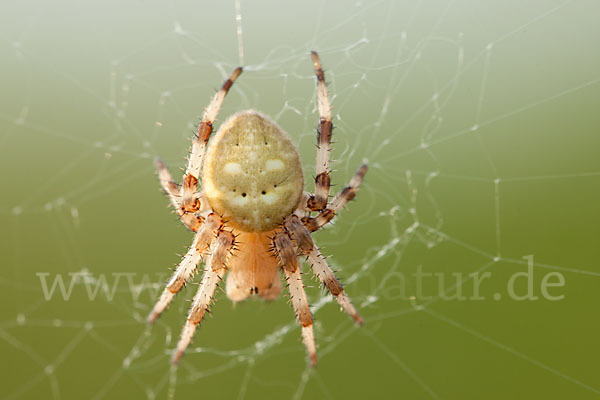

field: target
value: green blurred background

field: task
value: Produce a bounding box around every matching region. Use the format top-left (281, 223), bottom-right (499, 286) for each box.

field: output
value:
top-left (1, 0), bottom-right (599, 399)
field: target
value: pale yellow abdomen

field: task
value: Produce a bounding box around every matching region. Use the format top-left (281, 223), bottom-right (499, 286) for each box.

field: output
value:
top-left (202, 111), bottom-right (304, 232)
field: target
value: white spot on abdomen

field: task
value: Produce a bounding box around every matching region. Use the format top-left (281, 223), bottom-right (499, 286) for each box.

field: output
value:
top-left (224, 162), bottom-right (243, 175)
top-left (266, 159), bottom-right (284, 171)
top-left (260, 192), bottom-right (279, 205)
top-left (230, 195), bottom-right (250, 207)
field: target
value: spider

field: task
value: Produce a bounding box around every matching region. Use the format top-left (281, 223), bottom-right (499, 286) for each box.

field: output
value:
top-left (148, 52), bottom-right (367, 366)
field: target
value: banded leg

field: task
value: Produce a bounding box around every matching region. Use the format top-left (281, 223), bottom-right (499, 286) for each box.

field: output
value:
top-left (155, 158), bottom-right (202, 232)
top-left (273, 232), bottom-right (317, 367)
top-left (171, 230), bottom-right (235, 364)
top-left (181, 67), bottom-right (243, 213)
top-left (304, 163), bottom-right (367, 232)
top-left (307, 51), bottom-right (333, 211)
top-left (147, 214), bottom-right (223, 324)
top-left (284, 215), bottom-right (363, 325)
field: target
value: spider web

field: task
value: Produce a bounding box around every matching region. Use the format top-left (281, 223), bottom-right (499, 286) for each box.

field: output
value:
top-left (1, 0), bottom-right (600, 399)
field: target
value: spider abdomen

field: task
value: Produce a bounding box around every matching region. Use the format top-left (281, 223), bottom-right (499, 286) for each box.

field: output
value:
top-left (202, 110), bottom-right (304, 232)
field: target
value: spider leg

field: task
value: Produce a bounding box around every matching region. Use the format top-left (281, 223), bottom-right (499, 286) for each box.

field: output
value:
top-left (304, 163), bottom-right (367, 232)
top-left (147, 214), bottom-right (223, 324)
top-left (284, 215), bottom-right (363, 325)
top-left (293, 192), bottom-right (312, 218)
top-left (273, 232), bottom-right (317, 367)
top-left (171, 230), bottom-right (235, 364)
top-left (180, 67), bottom-right (243, 214)
top-left (307, 51), bottom-right (333, 212)
top-left (155, 158), bottom-right (203, 232)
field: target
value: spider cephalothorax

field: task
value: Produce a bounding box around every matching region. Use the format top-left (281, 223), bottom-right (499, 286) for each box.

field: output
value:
top-left (148, 52), bottom-right (367, 366)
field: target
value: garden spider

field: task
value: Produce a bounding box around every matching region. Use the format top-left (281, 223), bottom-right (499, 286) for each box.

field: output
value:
top-left (148, 52), bottom-right (367, 366)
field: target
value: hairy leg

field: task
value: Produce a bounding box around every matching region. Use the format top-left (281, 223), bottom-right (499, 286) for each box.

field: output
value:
top-left (285, 215), bottom-right (363, 325)
top-left (171, 230), bottom-right (235, 364)
top-left (155, 158), bottom-right (203, 231)
top-left (304, 163), bottom-right (367, 232)
top-left (273, 231), bottom-right (317, 366)
top-left (147, 214), bottom-right (223, 324)
top-left (180, 67), bottom-right (243, 213)
top-left (307, 51), bottom-right (333, 212)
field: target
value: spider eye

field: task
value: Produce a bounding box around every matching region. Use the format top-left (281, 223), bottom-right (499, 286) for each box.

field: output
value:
top-left (261, 191), bottom-right (266, 195)
top-left (241, 192), bottom-right (247, 197)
